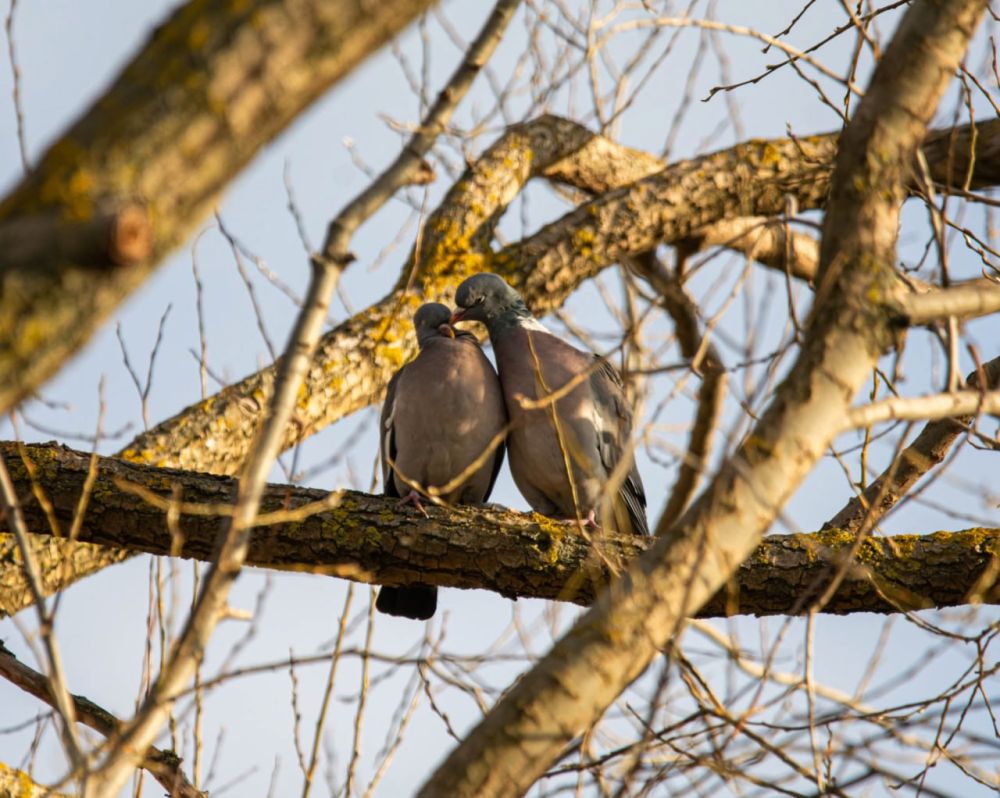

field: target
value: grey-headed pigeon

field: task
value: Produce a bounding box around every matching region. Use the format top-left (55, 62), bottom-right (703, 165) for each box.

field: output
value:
top-left (377, 302), bottom-right (507, 619)
top-left (451, 274), bottom-right (647, 537)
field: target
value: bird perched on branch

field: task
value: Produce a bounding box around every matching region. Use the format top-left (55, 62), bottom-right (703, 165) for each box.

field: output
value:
top-left (378, 302), bottom-right (507, 619)
top-left (451, 274), bottom-right (647, 537)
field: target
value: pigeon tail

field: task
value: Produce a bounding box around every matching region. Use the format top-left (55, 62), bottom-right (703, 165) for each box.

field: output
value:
top-left (375, 585), bottom-right (438, 620)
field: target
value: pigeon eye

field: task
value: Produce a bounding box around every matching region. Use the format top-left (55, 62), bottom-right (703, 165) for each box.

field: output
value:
top-left (475, 296), bottom-right (486, 305)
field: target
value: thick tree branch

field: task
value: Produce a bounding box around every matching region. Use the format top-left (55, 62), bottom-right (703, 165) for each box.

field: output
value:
top-left (0, 0), bottom-right (437, 415)
top-left (503, 121), bottom-right (998, 317)
top-left (79, 5), bottom-right (521, 792)
top-left (0, 640), bottom-right (204, 798)
top-left (5, 114), bottom-right (999, 619)
top-left (125, 117), bottom-right (1000, 478)
top-left (417, 2), bottom-right (989, 795)
top-left (0, 762), bottom-right (70, 798)
top-left (0, 442), bottom-right (996, 619)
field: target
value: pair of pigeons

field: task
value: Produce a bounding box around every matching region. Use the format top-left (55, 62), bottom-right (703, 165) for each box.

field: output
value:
top-left (378, 273), bottom-right (648, 620)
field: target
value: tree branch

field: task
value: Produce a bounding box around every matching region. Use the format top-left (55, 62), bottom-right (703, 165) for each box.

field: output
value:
top-left (895, 279), bottom-right (1000, 324)
top-left (416, 2), bottom-right (990, 795)
top-left (5, 114), bottom-right (999, 619)
top-left (125, 117), bottom-right (1000, 477)
top-left (826, 356), bottom-right (1000, 532)
top-left (0, 442), bottom-right (996, 619)
top-left (846, 388), bottom-right (1000, 427)
top-left (0, 0), bottom-right (437, 415)
top-left (0, 762), bottom-right (70, 798)
top-left (0, 640), bottom-right (205, 798)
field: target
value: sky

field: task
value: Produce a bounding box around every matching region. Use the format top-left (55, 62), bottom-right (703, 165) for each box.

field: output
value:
top-left (1, 2), bottom-right (998, 796)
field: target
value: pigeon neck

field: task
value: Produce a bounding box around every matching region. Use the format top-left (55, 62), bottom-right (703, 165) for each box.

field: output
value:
top-left (487, 304), bottom-right (546, 341)
top-left (416, 331), bottom-right (447, 349)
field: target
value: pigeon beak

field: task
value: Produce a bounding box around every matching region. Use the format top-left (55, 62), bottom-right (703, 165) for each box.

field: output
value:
top-left (438, 323), bottom-right (456, 339)
top-left (449, 308), bottom-right (468, 325)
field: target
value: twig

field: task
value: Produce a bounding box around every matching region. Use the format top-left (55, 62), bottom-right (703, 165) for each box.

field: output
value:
top-left (0, 643), bottom-right (205, 798)
top-left (301, 585), bottom-right (354, 798)
top-left (319, 0), bottom-right (523, 265)
top-left (344, 591), bottom-right (376, 796)
top-left (845, 388), bottom-right (1000, 429)
top-left (80, 4), bottom-right (521, 793)
top-left (4, 0), bottom-right (29, 173)
top-left (0, 453), bottom-right (84, 773)
top-left (827, 356), bottom-right (1000, 531)
top-left (629, 251), bottom-right (727, 533)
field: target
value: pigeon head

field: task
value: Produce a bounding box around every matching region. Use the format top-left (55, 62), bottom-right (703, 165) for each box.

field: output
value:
top-left (412, 302), bottom-right (456, 348)
top-left (451, 273), bottom-right (527, 329)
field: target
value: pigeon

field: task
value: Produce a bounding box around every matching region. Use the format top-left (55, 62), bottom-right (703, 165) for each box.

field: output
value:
top-left (377, 302), bottom-right (507, 619)
top-left (451, 274), bottom-right (647, 537)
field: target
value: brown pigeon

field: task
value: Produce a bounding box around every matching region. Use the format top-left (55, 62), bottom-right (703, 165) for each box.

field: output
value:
top-left (377, 302), bottom-right (507, 619)
top-left (451, 274), bottom-right (647, 537)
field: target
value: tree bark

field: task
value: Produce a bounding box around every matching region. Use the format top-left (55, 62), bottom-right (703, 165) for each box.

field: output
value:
top-left (0, 761), bottom-right (70, 798)
top-left (0, 442), bottom-right (996, 620)
top-left (124, 115), bottom-right (1000, 477)
top-left (3, 116), bottom-right (998, 626)
top-left (0, 0), bottom-right (437, 416)
top-left (416, 2), bottom-right (990, 795)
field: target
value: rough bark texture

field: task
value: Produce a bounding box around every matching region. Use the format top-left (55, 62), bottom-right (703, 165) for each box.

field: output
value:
top-left (0, 442), bottom-right (996, 619)
top-left (3, 117), bottom-right (998, 629)
top-left (0, 0), bottom-right (438, 624)
top-left (416, 2), bottom-right (989, 795)
top-left (0, 762), bottom-right (69, 798)
top-left (0, 0), bottom-right (436, 415)
top-left (125, 116), bottom-right (999, 477)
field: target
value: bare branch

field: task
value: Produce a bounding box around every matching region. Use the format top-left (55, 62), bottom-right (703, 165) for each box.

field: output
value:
top-left (846, 388), bottom-right (1000, 428)
top-left (826, 356), bottom-right (1000, 532)
top-left (0, 453), bottom-right (84, 770)
top-left (0, 442), bottom-right (996, 618)
top-left (0, 0), bottom-right (438, 416)
top-left (416, 2), bottom-right (990, 794)
top-left (896, 279), bottom-right (1000, 324)
top-left (628, 251), bottom-right (728, 533)
top-left (320, 0), bottom-right (523, 265)
top-left (0, 640), bottom-right (205, 798)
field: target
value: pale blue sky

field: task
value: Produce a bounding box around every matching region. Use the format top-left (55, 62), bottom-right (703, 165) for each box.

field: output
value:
top-left (1, 2), bottom-right (997, 796)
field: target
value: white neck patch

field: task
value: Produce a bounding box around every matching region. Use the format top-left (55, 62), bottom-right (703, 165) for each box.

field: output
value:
top-left (516, 315), bottom-right (549, 333)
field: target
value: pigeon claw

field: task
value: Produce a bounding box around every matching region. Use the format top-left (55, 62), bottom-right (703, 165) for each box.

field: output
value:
top-left (397, 490), bottom-right (429, 516)
top-left (563, 509), bottom-right (600, 530)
